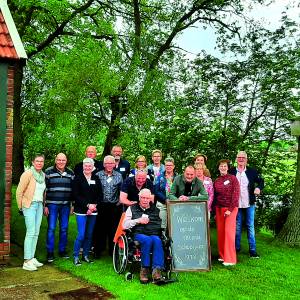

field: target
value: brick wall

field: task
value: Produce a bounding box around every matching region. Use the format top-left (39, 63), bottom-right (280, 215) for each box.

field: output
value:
top-left (0, 64), bottom-right (14, 261)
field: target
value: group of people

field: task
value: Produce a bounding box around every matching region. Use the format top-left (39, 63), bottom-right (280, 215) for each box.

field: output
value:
top-left (16, 145), bottom-right (264, 283)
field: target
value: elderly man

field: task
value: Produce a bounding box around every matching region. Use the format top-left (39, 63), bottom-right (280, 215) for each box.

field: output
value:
top-left (74, 146), bottom-right (102, 176)
top-left (123, 188), bottom-right (164, 284)
top-left (229, 151), bottom-right (264, 258)
top-left (120, 169), bottom-right (154, 206)
top-left (111, 145), bottom-right (130, 179)
top-left (169, 165), bottom-right (208, 201)
top-left (44, 153), bottom-right (74, 263)
top-left (147, 149), bottom-right (165, 184)
top-left (94, 155), bottom-right (123, 257)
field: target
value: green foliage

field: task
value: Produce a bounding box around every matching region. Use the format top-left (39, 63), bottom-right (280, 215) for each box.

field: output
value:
top-left (256, 194), bottom-right (292, 235)
top-left (9, 0), bottom-right (300, 232)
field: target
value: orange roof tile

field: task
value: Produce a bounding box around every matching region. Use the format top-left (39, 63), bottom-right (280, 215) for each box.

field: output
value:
top-left (0, 11), bottom-right (18, 59)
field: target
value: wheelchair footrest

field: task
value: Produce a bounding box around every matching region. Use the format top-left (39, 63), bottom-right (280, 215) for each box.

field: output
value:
top-left (153, 278), bottom-right (177, 285)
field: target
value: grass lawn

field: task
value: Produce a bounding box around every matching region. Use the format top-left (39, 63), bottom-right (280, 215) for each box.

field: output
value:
top-left (10, 188), bottom-right (300, 299)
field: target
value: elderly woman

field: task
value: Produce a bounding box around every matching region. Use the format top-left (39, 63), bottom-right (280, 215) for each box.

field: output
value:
top-left (154, 157), bottom-right (176, 229)
top-left (130, 155), bottom-right (154, 181)
top-left (194, 163), bottom-right (214, 214)
top-left (194, 153), bottom-right (211, 177)
top-left (72, 158), bottom-right (103, 265)
top-left (213, 159), bottom-right (240, 266)
top-left (16, 154), bottom-right (46, 271)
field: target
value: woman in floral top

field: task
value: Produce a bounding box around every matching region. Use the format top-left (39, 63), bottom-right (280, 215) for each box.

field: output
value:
top-left (195, 163), bottom-right (214, 214)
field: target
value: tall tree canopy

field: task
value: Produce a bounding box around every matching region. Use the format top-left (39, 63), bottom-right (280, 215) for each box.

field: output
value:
top-left (11, 0), bottom-right (266, 173)
top-left (9, 0), bottom-right (300, 244)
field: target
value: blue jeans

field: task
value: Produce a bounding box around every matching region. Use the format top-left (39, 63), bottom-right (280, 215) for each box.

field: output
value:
top-left (236, 205), bottom-right (257, 253)
top-left (23, 201), bottom-right (43, 260)
top-left (73, 215), bottom-right (96, 258)
top-left (134, 234), bottom-right (164, 269)
top-left (46, 204), bottom-right (70, 253)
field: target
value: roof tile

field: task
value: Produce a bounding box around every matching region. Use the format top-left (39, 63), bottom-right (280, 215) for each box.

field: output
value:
top-left (0, 11), bottom-right (18, 59)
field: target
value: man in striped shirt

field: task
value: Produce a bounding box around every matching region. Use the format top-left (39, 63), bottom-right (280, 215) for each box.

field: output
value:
top-left (44, 153), bottom-right (74, 263)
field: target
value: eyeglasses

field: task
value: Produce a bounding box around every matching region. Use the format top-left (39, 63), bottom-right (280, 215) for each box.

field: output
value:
top-left (237, 157), bottom-right (247, 159)
top-left (137, 161), bottom-right (146, 163)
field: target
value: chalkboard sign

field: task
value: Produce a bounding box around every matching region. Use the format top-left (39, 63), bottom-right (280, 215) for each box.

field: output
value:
top-left (167, 201), bottom-right (211, 271)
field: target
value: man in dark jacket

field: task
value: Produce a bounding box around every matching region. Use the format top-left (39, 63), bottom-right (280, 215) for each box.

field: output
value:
top-left (74, 146), bottom-right (102, 176)
top-left (229, 151), bottom-right (264, 258)
top-left (123, 188), bottom-right (163, 284)
top-left (120, 169), bottom-right (154, 206)
top-left (111, 145), bottom-right (130, 179)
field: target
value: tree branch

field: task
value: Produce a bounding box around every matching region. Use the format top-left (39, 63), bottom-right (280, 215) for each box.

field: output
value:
top-left (28, 0), bottom-right (95, 58)
top-left (133, 0), bottom-right (141, 52)
top-left (91, 90), bottom-right (111, 126)
top-left (148, 0), bottom-right (214, 70)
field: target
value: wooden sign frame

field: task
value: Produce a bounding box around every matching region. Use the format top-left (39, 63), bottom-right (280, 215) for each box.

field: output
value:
top-left (167, 201), bottom-right (211, 272)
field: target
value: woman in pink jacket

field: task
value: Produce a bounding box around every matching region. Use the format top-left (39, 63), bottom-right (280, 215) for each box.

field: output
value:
top-left (16, 154), bottom-right (46, 271)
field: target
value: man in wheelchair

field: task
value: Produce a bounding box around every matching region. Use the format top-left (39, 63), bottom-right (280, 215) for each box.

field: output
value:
top-left (123, 188), bottom-right (164, 284)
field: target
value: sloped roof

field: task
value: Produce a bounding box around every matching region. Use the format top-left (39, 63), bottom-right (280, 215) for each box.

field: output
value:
top-left (0, 2), bottom-right (27, 60)
top-left (0, 12), bottom-right (18, 59)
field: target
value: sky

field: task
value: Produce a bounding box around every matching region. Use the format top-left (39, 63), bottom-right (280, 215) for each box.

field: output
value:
top-left (175, 0), bottom-right (300, 58)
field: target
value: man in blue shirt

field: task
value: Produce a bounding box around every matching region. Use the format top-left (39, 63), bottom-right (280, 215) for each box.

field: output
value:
top-left (94, 155), bottom-right (123, 257)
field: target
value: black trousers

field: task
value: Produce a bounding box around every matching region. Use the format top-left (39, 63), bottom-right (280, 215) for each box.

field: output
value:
top-left (93, 202), bottom-right (122, 256)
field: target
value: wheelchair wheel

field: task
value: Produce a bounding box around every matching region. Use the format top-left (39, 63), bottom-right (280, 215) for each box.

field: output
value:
top-left (113, 234), bottom-right (128, 274)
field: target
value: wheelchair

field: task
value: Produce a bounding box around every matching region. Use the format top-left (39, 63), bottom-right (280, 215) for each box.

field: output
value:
top-left (113, 229), bottom-right (176, 282)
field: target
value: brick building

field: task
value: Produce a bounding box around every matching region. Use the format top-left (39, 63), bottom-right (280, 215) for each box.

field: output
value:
top-left (0, 1), bottom-right (27, 261)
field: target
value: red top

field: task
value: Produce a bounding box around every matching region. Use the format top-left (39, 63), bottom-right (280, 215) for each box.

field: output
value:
top-left (213, 174), bottom-right (240, 212)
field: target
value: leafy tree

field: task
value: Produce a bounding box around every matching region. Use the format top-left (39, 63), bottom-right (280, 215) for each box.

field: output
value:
top-left (10, 0), bottom-right (263, 181)
top-left (276, 135), bottom-right (300, 245)
top-left (10, 0), bottom-right (98, 181)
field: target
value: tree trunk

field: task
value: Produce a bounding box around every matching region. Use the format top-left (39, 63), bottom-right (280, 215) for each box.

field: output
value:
top-left (276, 136), bottom-right (300, 246)
top-left (261, 108), bottom-right (278, 169)
top-left (12, 64), bottom-right (25, 184)
top-left (102, 124), bottom-right (120, 157)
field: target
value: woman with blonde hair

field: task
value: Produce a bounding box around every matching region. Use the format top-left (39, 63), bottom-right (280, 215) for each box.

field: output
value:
top-left (129, 155), bottom-right (154, 181)
top-left (194, 153), bottom-right (211, 177)
top-left (194, 163), bottom-right (214, 213)
top-left (16, 154), bottom-right (46, 271)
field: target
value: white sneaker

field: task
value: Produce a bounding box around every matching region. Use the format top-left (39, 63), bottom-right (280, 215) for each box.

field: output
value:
top-left (32, 258), bottom-right (43, 267)
top-left (23, 260), bottom-right (38, 271)
top-left (223, 262), bottom-right (236, 266)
